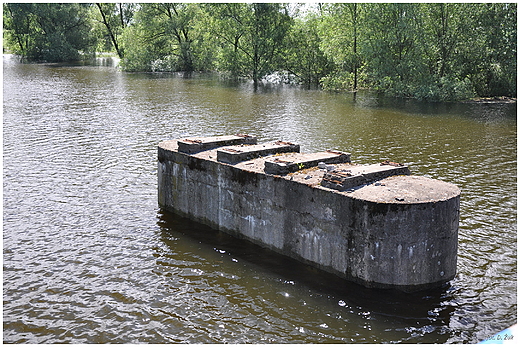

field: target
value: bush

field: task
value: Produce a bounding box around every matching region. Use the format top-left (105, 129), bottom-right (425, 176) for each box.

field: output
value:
top-left (412, 76), bottom-right (475, 102)
top-left (320, 71), bottom-right (354, 91)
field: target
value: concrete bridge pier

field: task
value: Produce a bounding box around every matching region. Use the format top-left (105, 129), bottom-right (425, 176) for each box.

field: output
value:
top-left (158, 134), bottom-right (460, 291)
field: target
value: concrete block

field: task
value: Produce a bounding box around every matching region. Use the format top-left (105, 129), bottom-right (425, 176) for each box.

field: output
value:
top-left (217, 141), bottom-right (300, 164)
top-left (264, 150), bottom-right (351, 175)
top-left (177, 134), bottom-right (257, 154)
top-left (321, 163), bottom-right (411, 191)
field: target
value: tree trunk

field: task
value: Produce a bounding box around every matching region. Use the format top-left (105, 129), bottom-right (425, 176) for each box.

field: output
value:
top-left (96, 3), bottom-right (123, 58)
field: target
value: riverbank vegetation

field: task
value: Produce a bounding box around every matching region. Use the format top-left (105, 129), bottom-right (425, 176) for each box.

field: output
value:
top-left (3, 3), bottom-right (516, 101)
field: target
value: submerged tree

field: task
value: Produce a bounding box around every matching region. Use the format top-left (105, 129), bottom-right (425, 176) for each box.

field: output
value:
top-left (94, 3), bottom-right (135, 58)
top-left (3, 3), bottom-right (95, 62)
top-left (319, 3), bottom-right (364, 91)
top-left (318, 2), bottom-right (516, 100)
top-left (120, 3), bottom-right (214, 73)
top-left (205, 3), bottom-right (250, 79)
top-left (207, 3), bottom-right (292, 87)
top-left (285, 12), bottom-right (333, 87)
top-left (249, 3), bottom-right (292, 87)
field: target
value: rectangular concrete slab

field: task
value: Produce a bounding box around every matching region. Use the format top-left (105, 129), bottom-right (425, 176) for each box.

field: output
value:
top-left (217, 141), bottom-right (300, 164)
top-left (264, 150), bottom-right (351, 175)
top-left (177, 134), bottom-right (257, 154)
top-left (321, 163), bottom-right (411, 191)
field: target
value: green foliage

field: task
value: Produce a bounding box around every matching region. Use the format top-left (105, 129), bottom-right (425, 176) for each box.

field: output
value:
top-left (471, 3), bottom-right (516, 97)
top-left (318, 2), bottom-right (516, 100)
top-left (206, 3), bottom-right (292, 86)
top-left (3, 2), bottom-right (516, 100)
top-left (118, 24), bottom-right (152, 71)
top-left (3, 3), bottom-right (95, 62)
top-left (119, 3), bottom-right (216, 73)
top-left (413, 77), bottom-right (475, 102)
top-left (203, 3), bottom-right (250, 78)
top-left (249, 3), bottom-right (292, 85)
top-left (318, 3), bottom-right (364, 90)
top-left (285, 14), bottom-right (333, 87)
top-left (92, 3), bottom-right (135, 58)
top-left (362, 4), bottom-right (427, 94)
top-left (320, 71), bottom-right (354, 92)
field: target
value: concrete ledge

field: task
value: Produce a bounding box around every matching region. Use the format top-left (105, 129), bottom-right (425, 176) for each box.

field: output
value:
top-left (178, 134), bottom-right (257, 154)
top-left (217, 141), bottom-right (300, 164)
top-left (264, 150), bottom-right (351, 175)
top-left (321, 163), bottom-right (411, 191)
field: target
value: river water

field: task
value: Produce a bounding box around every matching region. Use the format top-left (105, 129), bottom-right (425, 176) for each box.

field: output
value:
top-left (3, 55), bottom-right (516, 343)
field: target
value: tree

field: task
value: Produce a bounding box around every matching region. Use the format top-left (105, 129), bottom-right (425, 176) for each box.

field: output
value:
top-left (249, 3), bottom-right (292, 88)
top-left (285, 13), bottom-right (333, 87)
top-left (362, 3), bottom-right (427, 96)
top-left (207, 3), bottom-right (292, 88)
top-left (3, 3), bottom-right (95, 62)
top-left (470, 3), bottom-right (517, 96)
top-left (121, 3), bottom-right (212, 73)
top-left (3, 3), bottom-right (34, 57)
top-left (423, 3), bottom-right (459, 79)
top-left (94, 3), bottom-right (135, 58)
top-left (416, 3), bottom-right (476, 101)
top-left (4, 2), bottom-right (513, 100)
top-left (421, 3), bottom-right (516, 99)
top-left (319, 3), bottom-right (364, 91)
top-left (316, 2), bottom-right (515, 100)
top-left (205, 3), bottom-right (250, 79)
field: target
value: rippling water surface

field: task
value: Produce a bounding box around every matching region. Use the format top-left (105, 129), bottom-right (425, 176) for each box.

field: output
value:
top-left (3, 55), bottom-right (516, 343)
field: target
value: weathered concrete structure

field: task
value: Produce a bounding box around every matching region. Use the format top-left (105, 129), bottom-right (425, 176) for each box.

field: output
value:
top-left (158, 134), bottom-right (460, 291)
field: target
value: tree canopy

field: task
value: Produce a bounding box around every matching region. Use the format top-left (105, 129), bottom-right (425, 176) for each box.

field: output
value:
top-left (3, 3), bottom-right (94, 62)
top-left (3, 2), bottom-right (516, 100)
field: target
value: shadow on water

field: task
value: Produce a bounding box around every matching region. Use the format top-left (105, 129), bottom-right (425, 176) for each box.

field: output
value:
top-left (156, 208), bottom-right (456, 343)
top-left (351, 91), bottom-right (517, 122)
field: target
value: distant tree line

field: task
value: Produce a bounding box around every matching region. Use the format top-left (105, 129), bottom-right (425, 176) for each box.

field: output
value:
top-left (3, 3), bottom-right (517, 101)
